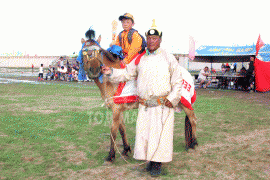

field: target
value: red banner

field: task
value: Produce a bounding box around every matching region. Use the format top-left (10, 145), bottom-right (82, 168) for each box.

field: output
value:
top-left (254, 58), bottom-right (270, 92)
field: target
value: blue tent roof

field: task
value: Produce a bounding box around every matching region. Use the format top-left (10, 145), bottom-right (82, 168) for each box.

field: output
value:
top-left (195, 44), bottom-right (270, 62)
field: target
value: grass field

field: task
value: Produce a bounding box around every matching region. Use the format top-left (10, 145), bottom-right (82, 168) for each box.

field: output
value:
top-left (0, 82), bottom-right (269, 179)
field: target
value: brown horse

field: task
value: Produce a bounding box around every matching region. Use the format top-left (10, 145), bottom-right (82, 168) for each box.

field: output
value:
top-left (80, 36), bottom-right (198, 164)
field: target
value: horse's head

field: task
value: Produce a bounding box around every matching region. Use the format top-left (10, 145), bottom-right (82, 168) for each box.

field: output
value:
top-left (81, 28), bottom-right (121, 79)
top-left (82, 37), bottom-right (103, 79)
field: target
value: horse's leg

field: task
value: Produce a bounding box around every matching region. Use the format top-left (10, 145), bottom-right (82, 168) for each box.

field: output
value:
top-left (105, 108), bottom-right (120, 163)
top-left (179, 104), bottom-right (198, 150)
top-left (118, 111), bottom-right (132, 157)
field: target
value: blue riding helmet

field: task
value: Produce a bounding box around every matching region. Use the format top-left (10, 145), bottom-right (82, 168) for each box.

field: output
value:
top-left (107, 45), bottom-right (124, 60)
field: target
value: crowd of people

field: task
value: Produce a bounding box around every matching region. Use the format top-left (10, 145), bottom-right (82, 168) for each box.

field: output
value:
top-left (197, 57), bottom-right (255, 92)
top-left (37, 56), bottom-right (89, 82)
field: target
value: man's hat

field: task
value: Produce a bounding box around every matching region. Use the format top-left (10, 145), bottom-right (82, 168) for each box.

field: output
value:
top-left (145, 19), bottom-right (162, 37)
top-left (119, 13), bottom-right (134, 22)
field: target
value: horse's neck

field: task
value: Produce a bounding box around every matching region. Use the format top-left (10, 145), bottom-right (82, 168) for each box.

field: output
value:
top-left (93, 51), bottom-right (122, 101)
top-left (94, 77), bottom-right (117, 101)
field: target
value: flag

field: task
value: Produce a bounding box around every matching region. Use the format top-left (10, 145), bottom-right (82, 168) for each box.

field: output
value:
top-left (254, 58), bottom-right (270, 92)
top-left (189, 36), bottom-right (195, 60)
top-left (256, 34), bottom-right (265, 56)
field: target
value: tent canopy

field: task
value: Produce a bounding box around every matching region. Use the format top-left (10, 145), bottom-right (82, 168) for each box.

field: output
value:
top-left (194, 44), bottom-right (270, 62)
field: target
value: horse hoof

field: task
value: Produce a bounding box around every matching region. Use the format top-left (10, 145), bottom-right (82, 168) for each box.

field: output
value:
top-left (102, 161), bottom-right (113, 166)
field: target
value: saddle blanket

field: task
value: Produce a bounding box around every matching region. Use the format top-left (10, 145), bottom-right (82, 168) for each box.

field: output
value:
top-left (113, 55), bottom-right (196, 110)
top-left (175, 66), bottom-right (196, 112)
top-left (113, 59), bottom-right (139, 104)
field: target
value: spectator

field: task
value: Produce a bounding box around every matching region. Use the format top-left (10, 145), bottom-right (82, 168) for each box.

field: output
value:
top-left (51, 67), bottom-right (56, 80)
top-left (45, 65), bottom-right (53, 80)
top-left (67, 66), bottom-right (73, 81)
top-left (211, 69), bottom-right (217, 80)
top-left (59, 56), bottom-right (64, 67)
top-left (72, 68), bottom-right (78, 81)
top-left (240, 67), bottom-right (247, 76)
top-left (221, 63), bottom-right (225, 74)
top-left (32, 64), bottom-right (34, 73)
top-left (198, 66), bottom-right (211, 89)
top-left (230, 63), bottom-right (234, 72)
top-left (54, 67), bottom-right (59, 80)
top-left (243, 56), bottom-right (255, 92)
top-left (233, 62), bottom-right (237, 72)
top-left (224, 65), bottom-right (232, 75)
top-left (59, 66), bottom-right (67, 80)
top-left (55, 65), bottom-right (61, 80)
top-left (73, 62), bottom-right (79, 71)
top-left (218, 65), bottom-right (231, 89)
top-left (235, 67), bottom-right (247, 90)
top-left (38, 64), bottom-right (44, 81)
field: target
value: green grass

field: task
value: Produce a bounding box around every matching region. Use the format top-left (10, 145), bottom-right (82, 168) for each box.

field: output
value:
top-left (0, 83), bottom-right (269, 179)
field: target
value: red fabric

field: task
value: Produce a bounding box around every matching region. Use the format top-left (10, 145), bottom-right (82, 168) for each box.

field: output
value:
top-left (254, 58), bottom-right (270, 92)
top-left (114, 82), bottom-right (126, 96)
top-left (120, 61), bottom-right (126, 68)
top-left (181, 96), bottom-right (193, 110)
top-left (113, 53), bottom-right (143, 104)
top-left (113, 95), bottom-right (139, 104)
top-left (256, 34), bottom-right (265, 56)
top-left (191, 90), bottom-right (196, 104)
top-left (135, 51), bottom-right (146, 65)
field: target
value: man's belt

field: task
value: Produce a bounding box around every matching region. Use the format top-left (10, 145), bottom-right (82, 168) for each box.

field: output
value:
top-left (139, 96), bottom-right (167, 107)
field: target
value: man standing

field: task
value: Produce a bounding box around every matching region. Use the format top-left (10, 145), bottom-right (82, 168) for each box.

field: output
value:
top-left (198, 66), bottom-right (211, 89)
top-left (102, 24), bottom-right (182, 176)
top-left (59, 57), bottom-right (64, 67)
top-left (243, 56), bottom-right (255, 92)
top-left (38, 64), bottom-right (44, 81)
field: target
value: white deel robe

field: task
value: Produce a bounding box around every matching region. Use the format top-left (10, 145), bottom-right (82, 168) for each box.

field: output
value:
top-left (108, 48), bottom-right (183, 162)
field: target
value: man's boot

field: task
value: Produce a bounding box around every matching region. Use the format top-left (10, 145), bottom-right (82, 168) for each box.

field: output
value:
top-left (144, 161), bottom-right (152, 172)
top-left (150, 162), bottom-right (162, 176)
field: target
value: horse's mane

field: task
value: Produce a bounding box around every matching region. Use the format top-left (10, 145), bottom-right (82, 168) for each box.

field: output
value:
top-left (101, 49), bottom-right (119, 62)
top-left (85, 28), bottom-right (95, 40)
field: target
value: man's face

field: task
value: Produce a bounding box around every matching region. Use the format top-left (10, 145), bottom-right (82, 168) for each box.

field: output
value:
top-left (146, 35), bottom-right (161, 52)
top-left (204, 67), bottom-right (208, 72)
top-left (121, 19), bottom-right (134, 31)
top-left (250, 56), bottom-right (255, 61)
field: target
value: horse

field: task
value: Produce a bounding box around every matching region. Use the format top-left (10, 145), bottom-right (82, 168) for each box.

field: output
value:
top-left (80, 33), bottom-right (198, 165)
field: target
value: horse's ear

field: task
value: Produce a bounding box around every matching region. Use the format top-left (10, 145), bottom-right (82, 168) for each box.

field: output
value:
top-left (81, 38), bottom-right (86, 44)
top-left (97, 35), bottom-right (101, 44)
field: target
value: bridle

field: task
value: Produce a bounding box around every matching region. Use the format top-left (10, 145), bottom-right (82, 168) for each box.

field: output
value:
top-left (82, 44), bottom-right (104, 79)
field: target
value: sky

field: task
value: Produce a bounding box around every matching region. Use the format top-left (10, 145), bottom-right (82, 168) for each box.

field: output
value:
top-left (1, 0), bottom-right (270, 56)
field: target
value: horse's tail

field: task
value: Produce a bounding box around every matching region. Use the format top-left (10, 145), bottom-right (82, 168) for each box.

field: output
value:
top-left (185, 115), bottom-right (198, 150)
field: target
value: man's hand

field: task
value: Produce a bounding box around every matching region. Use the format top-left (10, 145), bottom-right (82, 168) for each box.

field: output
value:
top-left (101, 66), bottom-right (112, 75)
top-left (164, 98), bottom-right (173, 108)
